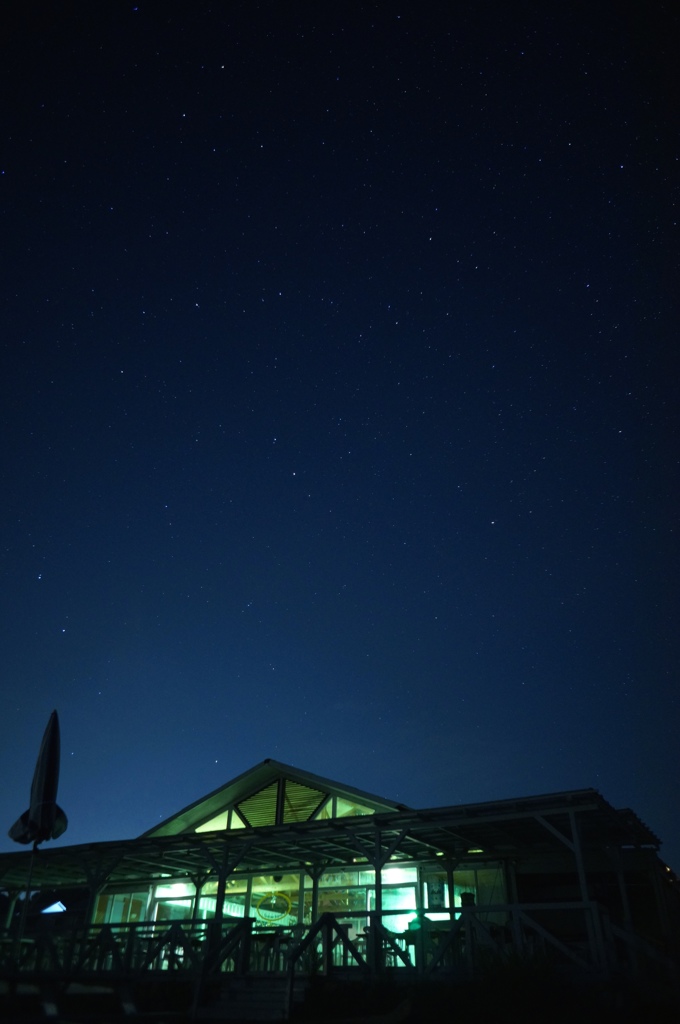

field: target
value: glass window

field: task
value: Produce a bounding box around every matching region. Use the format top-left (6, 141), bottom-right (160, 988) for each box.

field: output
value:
top-left (193, 890), bottom-right (247, 921)
top-left (314, 797), bottom-right (333, 819)
top-left (197, 896), bottom-right (216, 919)
top-left (155, 882), bottom-right (195, 900)
top-left (94, 891), bottom-right (148, 925)
top-left (423, 870), bottom-right (450, 920)
top-left (452, 864), bottom-right (505, 906)
top-left (318, 869), bottom-right (361, 887)
top-left (222, 894), bottom-right (247, 919)
top-left (453, 870), bottom-right (477, 907)
top-left (382, 866), bottom-right (417, 885)
top-left (250, 874), bottom-right (300, 927)
top-left (311, 796), bottom-right (377, 820)
top-left (154, 899), bottom-right (192, 922)
top-left (196, 810), bottom-right (230, 833)
top-left (335, 797), bottom-right (375, 818)
top-left (302, 868), bottom-right (374, 926)
top-left (475, 867), bottom-right (505, 905)
top-left (370, 886), bottom-right (416, 933)
top-left (203, 876), bottom-right (248, 896)
top-left (151, 881), bottom-right (196, 922)
top-left (195, 809), bottom-right (246, 832)
top-left (310, 868), bottom-right (376, 887)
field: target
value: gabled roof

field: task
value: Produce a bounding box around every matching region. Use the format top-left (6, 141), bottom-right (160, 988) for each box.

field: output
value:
top-left (143, 759), bottom-right (409, 838)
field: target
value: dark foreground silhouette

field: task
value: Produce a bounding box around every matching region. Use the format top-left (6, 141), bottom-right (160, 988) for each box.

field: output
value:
top-left (1, 961), bottom-right (679, 1022)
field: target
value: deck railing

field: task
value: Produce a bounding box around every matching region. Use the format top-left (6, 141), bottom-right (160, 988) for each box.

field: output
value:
top-left (1, 902), bottom-right (676, 985)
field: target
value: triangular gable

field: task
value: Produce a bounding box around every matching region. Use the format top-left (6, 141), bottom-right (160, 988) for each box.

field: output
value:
top-left (143, 759), bottom-right (407, 837)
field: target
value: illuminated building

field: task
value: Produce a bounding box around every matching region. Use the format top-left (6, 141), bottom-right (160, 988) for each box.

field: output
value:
top-left (1, 760), bottom-right (678, 1016)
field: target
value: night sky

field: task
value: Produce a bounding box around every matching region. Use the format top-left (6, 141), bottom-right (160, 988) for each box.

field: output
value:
top-left (1, 3), bottom-right (678, 869)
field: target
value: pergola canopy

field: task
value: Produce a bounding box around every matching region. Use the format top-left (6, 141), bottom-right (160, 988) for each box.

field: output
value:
top-left (0, 761), bottom-right (660, 893)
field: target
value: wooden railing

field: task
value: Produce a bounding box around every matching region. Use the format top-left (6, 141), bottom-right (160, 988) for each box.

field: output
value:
top-left (1, 903), bottom-right (676, 985)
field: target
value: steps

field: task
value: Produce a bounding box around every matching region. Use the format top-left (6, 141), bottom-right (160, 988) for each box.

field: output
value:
top-left (196, 976), bottom-right (305, 1021)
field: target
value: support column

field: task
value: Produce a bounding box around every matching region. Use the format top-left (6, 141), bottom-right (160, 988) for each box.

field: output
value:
top-left (82, 855), bottom-right (124, 927)
top-left (303, 862), bottom-right (326, 925)
top-left (372, 827), bottom-right (383, 975)
top-left (616, 864), bottom-right (639, 976)
top-left (649, 858), bottom-right (672, 941)
top-left (370, 825), bottom-right (409, 974)
top-left (213, 845), bottom-right (230, 932)
top-left (373, 829), bottom-right (383, 918)
top-left (616, 866), bottom-right (633, 928)
top-left (568, 810), bottom-right (590, 904)
top-left (506, 861), bottom-right (523, 953)
top-left (203, 838), bottom-right (247, 930)
top-left (445, 861), bottom-right (455, 921)
top-left (3, 890), bottom-right (19, 931)
top-left (568, 810), bottom-right (600, 969)
top-left (506, 860), bottom-right (519, 905)
top-left (189, 872), bottom-right (210, 920)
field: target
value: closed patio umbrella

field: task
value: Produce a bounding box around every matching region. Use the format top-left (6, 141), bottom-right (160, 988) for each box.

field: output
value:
top-left (9, 709), bottom-right (68, 845)
top-left (8, 710), bottom-right (68, 954)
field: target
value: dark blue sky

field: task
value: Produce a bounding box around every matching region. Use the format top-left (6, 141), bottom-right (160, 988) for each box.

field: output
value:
top-left (1, 3), bottom-right (678, 867)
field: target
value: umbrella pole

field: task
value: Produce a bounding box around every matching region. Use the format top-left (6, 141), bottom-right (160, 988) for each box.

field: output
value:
top-left (13, 841), bottom-right (38, 966)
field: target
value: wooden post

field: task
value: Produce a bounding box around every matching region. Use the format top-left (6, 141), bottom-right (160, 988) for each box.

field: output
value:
top-left (303, 862), bottom-right (326, 925)
top-left (4, 890), bottom-right (19, 931)
top-left (568, 809), bottom-right (599, 969)
top-left (213, 843), bottom-right (230, 931)
top-left (373, 827), bottom-right (383, 975)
